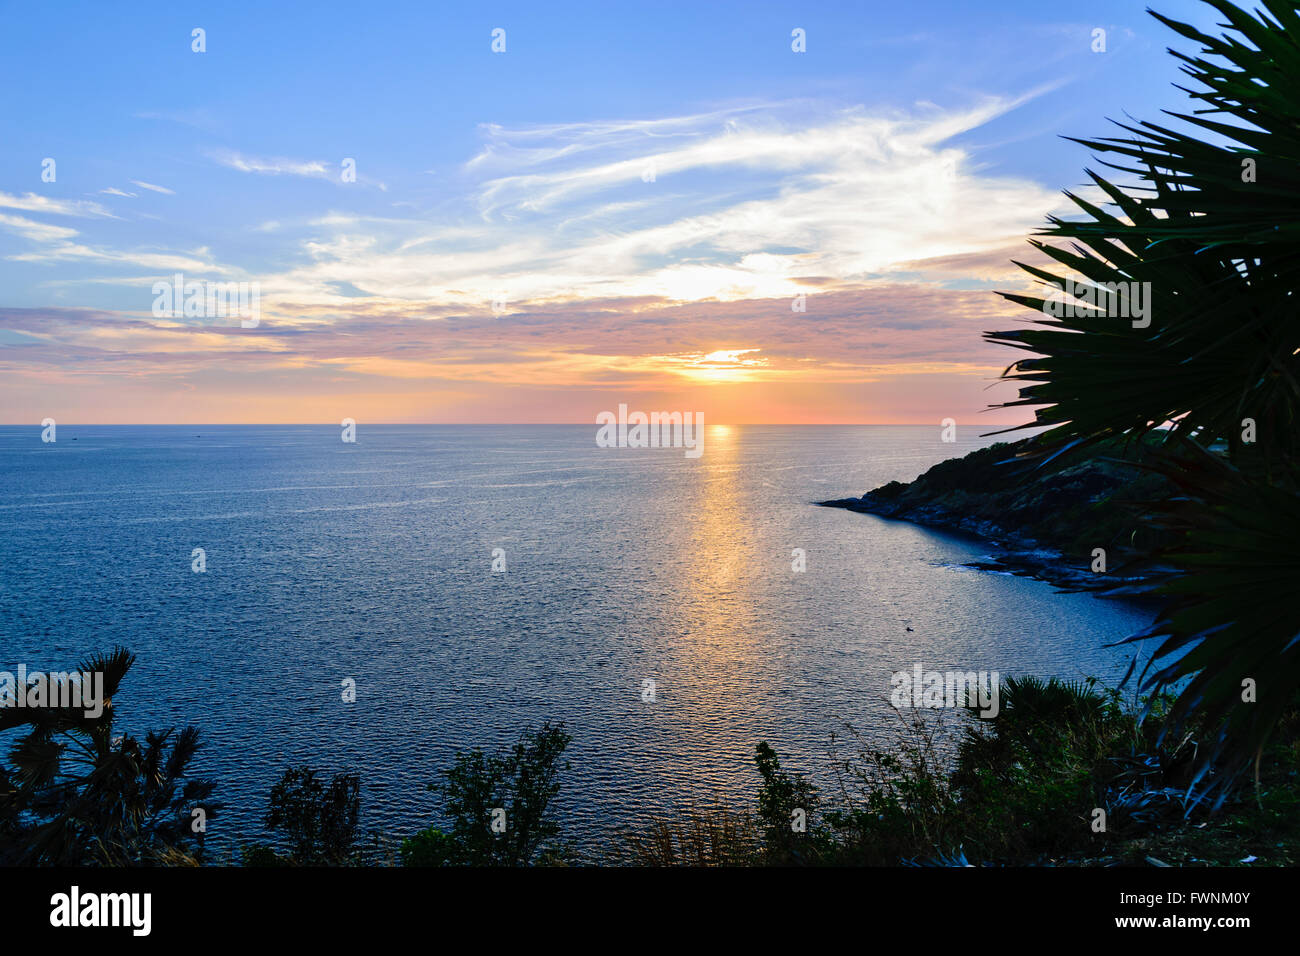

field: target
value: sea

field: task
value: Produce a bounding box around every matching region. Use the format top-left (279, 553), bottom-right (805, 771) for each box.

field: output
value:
top-left (0, 424), bottom-right (1154, 857)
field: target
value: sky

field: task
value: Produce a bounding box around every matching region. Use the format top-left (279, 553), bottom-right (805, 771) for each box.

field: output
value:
top-left (0, 0), bottom-right (1220, 424)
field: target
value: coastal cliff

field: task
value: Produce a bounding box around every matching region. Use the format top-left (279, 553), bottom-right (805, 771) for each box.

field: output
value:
top-left (819, 437), bottom-right (1172, 590)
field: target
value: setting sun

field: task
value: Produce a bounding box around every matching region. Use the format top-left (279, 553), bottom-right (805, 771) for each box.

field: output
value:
top-left (675, 349), bottom-right (767, 383)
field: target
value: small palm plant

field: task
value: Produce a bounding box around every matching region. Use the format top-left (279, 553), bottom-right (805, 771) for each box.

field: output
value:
top-left (990, 0), bottom-right (1300, 805)
top-left (0, 647), bottom-right (219, 865)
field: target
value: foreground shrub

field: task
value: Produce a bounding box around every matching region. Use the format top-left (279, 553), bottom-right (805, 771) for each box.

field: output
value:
top-left (401, 722), bottom-right (571, 866)
top-left (244, 767), bottom-right (361, 866)
top-left (626, 675), bottom-right (1299, 866)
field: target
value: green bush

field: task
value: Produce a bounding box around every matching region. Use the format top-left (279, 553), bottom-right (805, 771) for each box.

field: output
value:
top-left (403, 722), bottom-right (572, 866)
top-left (245, 767), bottom-right (362, 865)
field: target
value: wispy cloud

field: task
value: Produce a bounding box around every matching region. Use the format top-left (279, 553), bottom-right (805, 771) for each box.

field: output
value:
top-left (0, 213), bottom-right (79, 243)
top-left (10, 100), bottom-right (1059, 317)
top-left (242, 99), bottom-right (1061, 313)
top-left (0, 189), bottom-right (208, 272)
top-left (130, 180), bottom-right (175, 195)
top-left (0, 191), bottom-right (113, 218)
top-left (9, 244), bottom-right (214, 271)
top-left (133, 107), bottom-right (222, 132)
top-left (211, 150), bottom-right (331, 179)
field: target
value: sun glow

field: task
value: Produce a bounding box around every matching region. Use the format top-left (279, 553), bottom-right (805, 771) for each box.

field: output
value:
top-left (676, 348), bottom-right (766, 383)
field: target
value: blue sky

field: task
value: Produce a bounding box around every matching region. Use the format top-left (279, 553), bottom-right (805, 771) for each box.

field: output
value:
top-left (0, 0), bottom-right (1224, 422)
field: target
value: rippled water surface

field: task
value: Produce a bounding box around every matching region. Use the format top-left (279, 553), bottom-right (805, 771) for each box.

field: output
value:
top-left (0, 425), bottom-right (1153, 854)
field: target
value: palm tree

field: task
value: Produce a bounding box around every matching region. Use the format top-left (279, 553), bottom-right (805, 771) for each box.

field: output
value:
top-left (0, 647), bottom-right (219, 864)
top-left (989, 0), bottom-right (1300, 806)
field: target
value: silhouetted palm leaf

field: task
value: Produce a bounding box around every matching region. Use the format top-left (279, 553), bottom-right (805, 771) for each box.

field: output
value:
top-left (990, 0), bottom-right (1300, 464)
top-left (988, 0), bottom-right (1300, 802)
top-left (0, 647), bottom-right (219, 865)
top-left (1115, 443), bottom-right (1300, 806)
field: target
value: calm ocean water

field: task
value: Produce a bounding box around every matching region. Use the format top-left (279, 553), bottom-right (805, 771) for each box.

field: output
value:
top-left (0, 424), bottom-right (1152, 856)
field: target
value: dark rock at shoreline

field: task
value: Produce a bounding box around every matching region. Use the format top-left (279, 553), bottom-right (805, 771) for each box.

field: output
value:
top-left (819, 437), bottom-right (1173, 592)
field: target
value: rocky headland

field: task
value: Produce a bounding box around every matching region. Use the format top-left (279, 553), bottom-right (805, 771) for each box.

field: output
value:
top-left (819, 436), bottom-right (1173, 592)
